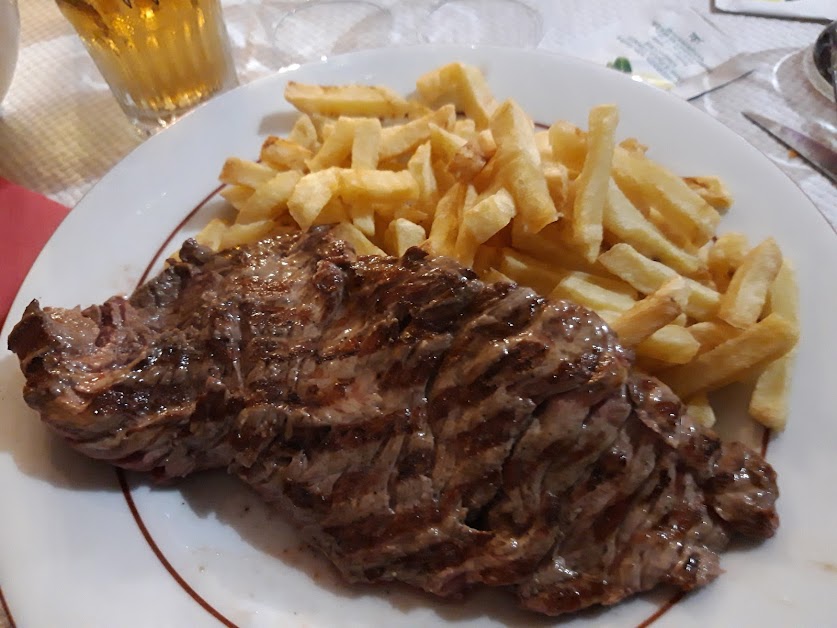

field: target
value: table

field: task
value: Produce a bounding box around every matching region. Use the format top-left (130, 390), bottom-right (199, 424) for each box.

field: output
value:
top-left (0, 3), bottom-right (834, 626)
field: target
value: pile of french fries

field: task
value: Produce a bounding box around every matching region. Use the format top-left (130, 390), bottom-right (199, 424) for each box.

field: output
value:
top-left (200, 62), bottom-right (799, 431)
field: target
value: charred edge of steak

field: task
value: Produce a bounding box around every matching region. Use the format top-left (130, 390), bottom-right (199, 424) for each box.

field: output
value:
top-left (7, 225), bottom-right (780, 617)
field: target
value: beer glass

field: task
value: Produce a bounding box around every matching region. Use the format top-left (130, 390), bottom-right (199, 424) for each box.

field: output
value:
top-left (55, 0), bottom-right (239, 134)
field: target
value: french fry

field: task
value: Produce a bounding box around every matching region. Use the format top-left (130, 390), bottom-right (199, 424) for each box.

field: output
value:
top-left (416, 62), bottom-right (498, 129)
top-left (598, 243), bottom-right (720, 320)
top-left (351, 117), bottom-right (382, 170)
top-left (220, 184), bottom-right (255, 211)
top-left (350, 204), bottom-right (376, 237)
top-left (635, 324), bottom-right (700, 365)
top-left (237, 170), bottom-right (302, 223)
top-left (767, 261), bottom-right (798, 323)
top-left (407, 142), bottom-right (438, 209)
top-left (686, 393), bottom-right (716, 428)
top-left (429, 122), bottom-right (468, 163)
top-left (311, 200), bottom-right (350, 227)
top-left (307, 117), bottom-right (357, 171)
top-left (573, 104), bottom-right (619, 262)
top-left (684, 176), bottom-right (733, 211)
top-left (379, 105), bottom-right (456, 161)
top-left (454, 188), bottom-right (516, 267)
top-left (551, 271), bottom-right (636, 313)
top-left (512, 222), bottom-right (602, 275)
top-left (749, 355), bottom-right (792, 430)
top-left (718, 237), bottom-right (782, 329)
top-left (287, 168), bottom-right (341, 230)
top-left (260, 136), bottom-right (312, 171)
top-left (482, 268), bottom-right (514, 284)
top-left (449, 139), bottom-right (489, 183)
top-left (338, 169), bottom-right (419, 205)
top-left (612, 148), bottom-right (721, 245)
top-left (219, 158), bottom-right (276, 188)
top-left (393, 206), bottom-right (429, 226)
top-left (462, 188), bottom-right (516, 243)
top-left (331, 222), bottom-right (386, 256)
top-left (707, 232), bottom-right (749, 292)
top-left (687, 320), bottom-right (740, 354)
top-left (453, 117), bottom-right (477, 139)
top-left (548, 120), bottom-right (587, 174)
top-left (285, 81), bottom-right (416, 118)
top-left (471, 154), bottom-right (500, 192)
top-left (426, 183), bottom-right (467, 257)
top-left (195, 217), bottom-right (227, 251)
top-left (604, 181), bottom-right (702, 276)
top-left (610, 277), bottom-right (686, 346)
top-left (491, 100), bottom-right (559, 234)
top-left (535, 130), bottom-right (552, 162)
top-left (618, 138), bottom-right (648, 156)
top-left (662, 313), bottom-right (798, 399)
top-left (748, 261), bottom-right (798, 430)
top-left (543, 161), bottom-right (570, 209)
top-left (218, 220), bottom-right (275, 250)
top-left (498, 248), bottom-right (564, 295)
top-left (288, 114), bottom-right (319, 151)
top-left (387, 218), bottom-right (426, 257)
top-left (476, 129), bottom-right (497, 156)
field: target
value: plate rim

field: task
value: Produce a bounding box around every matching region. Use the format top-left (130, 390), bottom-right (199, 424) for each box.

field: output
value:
top-left (2, 43), bottom-right (836, 628)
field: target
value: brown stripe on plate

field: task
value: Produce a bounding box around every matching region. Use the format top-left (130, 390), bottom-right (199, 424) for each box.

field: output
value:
top-left (0, 584), bottom-right (17, 628)
top-left (137, 183), bottom-right (224, 285)
top-left (117, 469), bottom-right (239, 628)
top-left (635, 590), bottom-right (686, 628)
top-left (761, 428), bottom-right (771, 458)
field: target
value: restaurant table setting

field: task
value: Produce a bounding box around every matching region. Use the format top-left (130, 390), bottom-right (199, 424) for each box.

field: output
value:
top-left (0, 1), bottom-right (835, 627)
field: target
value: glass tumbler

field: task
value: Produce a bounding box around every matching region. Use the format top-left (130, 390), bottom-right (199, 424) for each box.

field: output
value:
top-left (55, 0), bottom-right (239, 134)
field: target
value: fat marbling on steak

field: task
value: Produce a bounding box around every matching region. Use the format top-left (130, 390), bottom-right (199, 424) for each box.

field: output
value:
top-left (8, 226), bottom-right (779, 616)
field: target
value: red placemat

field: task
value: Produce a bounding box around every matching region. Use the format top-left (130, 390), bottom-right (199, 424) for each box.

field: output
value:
top-left (0, 178), bottom-right (71, 330)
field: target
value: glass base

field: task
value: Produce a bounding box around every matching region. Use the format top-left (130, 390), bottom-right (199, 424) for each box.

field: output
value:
top-left (120, 76), bottom-right (239, 137)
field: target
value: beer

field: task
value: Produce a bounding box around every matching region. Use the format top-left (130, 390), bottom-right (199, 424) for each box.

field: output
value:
top-left (56, 0), bottom-right (237, 131)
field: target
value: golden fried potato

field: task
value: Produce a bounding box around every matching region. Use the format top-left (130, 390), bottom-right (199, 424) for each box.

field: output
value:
top-left (285, 81), bottom-right (417, 118)
top-left (718, 237), bottom-right (782, 329)
top-left (260, 136), bottom-right (312, 171)
top-left (237, 170), bottom-right (302, 223)
top-left (684, 175), bottom-right (733, 211)
top-left (416, 62), bottom-right (498, 129)
top-left (387, 218), bottom-right (426, 257)
top-left (491, 100), bottom-right (559, 235)
top-left (663, 313), bottom-right (798, 399)
top-left (598, 243), bottom-right (720, 320)
top-left (610, 278), bottom-right (687, 346)
top-left (219, 158), bottom-right (276, 188)
top-left (573, 104), bottom-right (619, 262)
top-left (612, 149), bottom-right (721, 246)
top-left (604, 181), bottom-right (702, 276)
top-left (288, 168), bottom-right (341, 230)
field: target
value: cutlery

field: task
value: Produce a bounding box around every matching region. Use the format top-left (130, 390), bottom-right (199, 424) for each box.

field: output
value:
top-left (743, 111), bottom-right (837, 185)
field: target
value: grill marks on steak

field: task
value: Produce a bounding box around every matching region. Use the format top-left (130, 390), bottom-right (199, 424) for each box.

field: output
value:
top-left (8, 226), bottom-right (779, 616)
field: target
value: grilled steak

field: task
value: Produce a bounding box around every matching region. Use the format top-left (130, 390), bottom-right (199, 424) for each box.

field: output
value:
top-left (8, 226), bottom-right (779, 616)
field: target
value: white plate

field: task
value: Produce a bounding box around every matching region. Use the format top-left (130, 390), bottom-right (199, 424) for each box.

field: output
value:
top-left (1, 46), bottom-right (836, 628)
